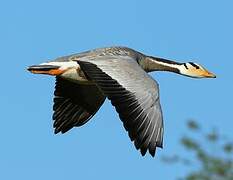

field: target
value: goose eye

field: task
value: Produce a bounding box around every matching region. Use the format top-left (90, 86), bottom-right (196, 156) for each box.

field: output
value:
top-left (183, 63), bottom-right (189, 69)
top-left (189, 62), bottom-right (200, 69)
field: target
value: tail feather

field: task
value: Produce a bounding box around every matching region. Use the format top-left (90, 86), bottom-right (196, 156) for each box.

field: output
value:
top-left (27, 64), bottom-right (64, 76)
top-left (27, 65), bottom-right (60, 71)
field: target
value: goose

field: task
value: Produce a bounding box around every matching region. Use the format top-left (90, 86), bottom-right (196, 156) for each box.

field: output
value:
top-left (27, 46), bottom-right (216, 157)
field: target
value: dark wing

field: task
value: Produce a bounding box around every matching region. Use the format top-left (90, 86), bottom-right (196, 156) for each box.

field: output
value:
top-left (77, 56), bottom-right (164, 157)
top-left (53, 77), bottom-right (105, 134)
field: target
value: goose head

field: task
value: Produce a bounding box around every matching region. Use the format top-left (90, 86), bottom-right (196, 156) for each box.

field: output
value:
top-left (179, 62), bottom-right (216, 78)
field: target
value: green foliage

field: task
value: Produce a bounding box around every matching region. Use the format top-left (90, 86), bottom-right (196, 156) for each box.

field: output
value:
top-left (223, 143), bottom-right (233, 154)
top-left (187, 120), bottom-right (200, 131)
top-left (161, 120), bottom-right (233, 180)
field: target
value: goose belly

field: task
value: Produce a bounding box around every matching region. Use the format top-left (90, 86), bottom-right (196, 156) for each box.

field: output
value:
top-left (60, 67), bottom-right (91, 84)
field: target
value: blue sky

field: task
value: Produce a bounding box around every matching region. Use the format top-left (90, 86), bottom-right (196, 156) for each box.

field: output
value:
top-left (0, 0), bottom-right (232, 179)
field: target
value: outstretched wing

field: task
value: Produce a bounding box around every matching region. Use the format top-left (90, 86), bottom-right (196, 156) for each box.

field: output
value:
top-left (53, 77), bottom-right (105, 134)
top-left (77, 56), bottom-right (164, 157)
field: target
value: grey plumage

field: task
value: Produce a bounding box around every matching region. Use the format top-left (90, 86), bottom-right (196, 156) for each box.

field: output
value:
top-left (39, 47), bottom-right (164, 157)
top-left (29, 47), bottom-right (164, 157)
top-left (29, 46), bottom-right (215, 157)
top-left (77, 55), bottom-right (163, 156)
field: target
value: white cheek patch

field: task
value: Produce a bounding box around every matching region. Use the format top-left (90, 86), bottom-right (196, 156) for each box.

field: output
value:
top-left (179, 63), bottom-right (205, 78)
top-left (179, 64), bottom-right (189, 74)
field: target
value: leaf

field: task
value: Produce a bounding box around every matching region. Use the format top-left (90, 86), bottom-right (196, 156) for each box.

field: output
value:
top-left (181, 137), bottom-right (200, 150)
top-left (223, 143), bottom-right (233, 154)
top-left (206, 129), bottom-right (219, 142)
top-left (187, 120), bottom-right (200, 131)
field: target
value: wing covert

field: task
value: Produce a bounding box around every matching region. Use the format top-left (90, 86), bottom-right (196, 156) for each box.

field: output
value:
top-left (77, 56), bottom-right (164, 156)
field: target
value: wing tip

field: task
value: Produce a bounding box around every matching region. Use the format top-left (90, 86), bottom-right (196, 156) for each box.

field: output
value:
top-left (54, 128), bottom-right (60, 134)
top-left (139, 148), bottom-right (155, 157)
top-left (138, 141), bottom-right (164, 157)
